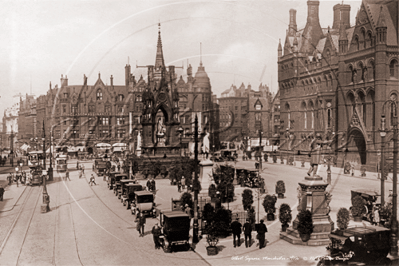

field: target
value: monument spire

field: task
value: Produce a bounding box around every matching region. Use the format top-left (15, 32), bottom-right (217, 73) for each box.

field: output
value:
top-left (155, 23), bottom-right (165, 70)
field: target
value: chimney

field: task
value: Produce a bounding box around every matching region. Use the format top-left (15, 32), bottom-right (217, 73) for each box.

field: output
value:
top-left (307, 1), bottom-right (320, 25)
top-left (300, 1), bottom-right (323, 54)
top-left (340, 4), bottom-right (351, 29)
top-left (110, 75), bottom-right (113, 87)
top-left (332, 4), bottom-right (341, 29)
top-left (288, 9), bottom-right (297, 36)
top-left (125, 64), bottom-right (131, 86)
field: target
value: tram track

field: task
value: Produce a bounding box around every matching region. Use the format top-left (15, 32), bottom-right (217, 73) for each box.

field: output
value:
top-left (0, 185), bottom-right (41, 265)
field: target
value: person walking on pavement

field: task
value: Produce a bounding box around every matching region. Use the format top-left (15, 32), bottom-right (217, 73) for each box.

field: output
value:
top-left (81, 164), bottom-right (85, 174)
top-left (181, 176), bottom-right (186, 192)
top-left (7, 173), bottom-right (12, 186)
top-left (243, 218), bottom-right (252, 248)
top-left (231, 217), bottom-right (242, 248)
top-left (151, 223), bottom-right (162, 249)
top-left (65, 168), bottom-right (71, 181)
top-left (14, 173), bottom-right (18, 187)
top-left (177, 180), bottom-right (181, 192)
top-left (0, 185), bottom-right (4, 201)
top-left (151, 178), bottom-right (156, 192)
top-left (89, 174), bottom-right (97, 186)
top-left (137, 211), bottom-right (146, 237)
top-left (146, 178), bottom-right (152, 192)
top-left (256, 219), bottom-right (268, 249)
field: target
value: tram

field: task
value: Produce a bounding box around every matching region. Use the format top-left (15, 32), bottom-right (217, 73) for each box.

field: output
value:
top-left (56, 155), bottom-right (68, 172)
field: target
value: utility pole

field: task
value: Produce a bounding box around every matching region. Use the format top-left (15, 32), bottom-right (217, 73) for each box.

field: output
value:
top-left (380, 116), bottom-right (386, 206)
top-left (391, 115), bottom-right (398, 256)
top-left (193, 115), bottom-right (199, 243)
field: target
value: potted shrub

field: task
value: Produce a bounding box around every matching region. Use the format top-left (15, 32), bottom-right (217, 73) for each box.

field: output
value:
top-left (297, 209), bottom-right (313, 242)
top-left (242, 189), bottom-right (254, 211)
top-left (279, 203), bottom-right (292, 232)
top-left (275, 180), bottom-right (286, 199)
top-left (336, 208), bottom-right (350, 235)
top-left (263, 194), bottom-right (277, 221)
top-left (206, 234), bottom-right (219, 255)
top-left (351, 195), bottom-right (366, 222)
top-left (379, 204), bottom-right (393, 228)
top-left (208, 184), bottom-right (217, 199)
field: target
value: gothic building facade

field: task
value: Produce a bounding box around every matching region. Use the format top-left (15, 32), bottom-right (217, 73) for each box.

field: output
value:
top-left (17, 25), bottom-right (219, 154)
top-left (278, 0), bottom-right (398, 170)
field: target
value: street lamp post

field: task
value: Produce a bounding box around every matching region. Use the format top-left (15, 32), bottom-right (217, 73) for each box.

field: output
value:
top-left (42, 121), bottom-right (48, 198)
top-left (381, 101), bottom-right (398, 256)
top-left (48, 129), bottom-right (53, 181)
top-left (193, 115), bottom-right (199, 243)
top-left (259, 129), bottom-right (263, 171)
top-left (177, 126), bottom-right (184, 156)
top-left (391, 115), bottom-right (398, 256)
top-left (380, 116), bottom-right (387, 206)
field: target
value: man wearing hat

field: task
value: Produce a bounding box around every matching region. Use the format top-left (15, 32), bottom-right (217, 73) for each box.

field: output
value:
top-left (256, 219), bottom-right (267, 249)
top-left (151, 223), bottom-right (162, 249)
top-left (0, 185), bottom-right (4, 201)
top-left (231, 217), bottom-right (242, 247)
top-left (243, 218), bottom-right (252, 248)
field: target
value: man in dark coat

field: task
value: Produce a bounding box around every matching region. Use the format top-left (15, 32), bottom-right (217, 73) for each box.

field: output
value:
top-left (151, 179), bottom-right (156, 192)
top-left (231, 217), bottom-right (242, 247)
top-left (243, 218), bottom-right (252, 248)
top-left (146, 179), bottom-right (152, 191)
top-left (136, 211), bottom-right (146, 237)
top-left (0, 185), bottom-right (4, 201)
top-left (151, 223), bottom-right (162, 249)
top-left (256, 219), bottom-right (267, 249)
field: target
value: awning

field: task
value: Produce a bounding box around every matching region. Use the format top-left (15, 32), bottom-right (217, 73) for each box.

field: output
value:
top-left (112, 143), bottom-right (127, 147)
top-left (95, 143), bottom-right (111, 148)
top-left (20, 144), bottom-right (30, 151)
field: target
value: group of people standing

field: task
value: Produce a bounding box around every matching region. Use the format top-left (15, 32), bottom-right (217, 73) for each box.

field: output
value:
top-left (231, 218), bottom-right (268, 249)
top-left (7, 171), bottom-right (31, 187)
top-left (146, 178), bottom-right (156, 192)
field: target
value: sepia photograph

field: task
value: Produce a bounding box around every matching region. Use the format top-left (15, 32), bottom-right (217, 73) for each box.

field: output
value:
top-left (0, 0), bottom-right (398, 265)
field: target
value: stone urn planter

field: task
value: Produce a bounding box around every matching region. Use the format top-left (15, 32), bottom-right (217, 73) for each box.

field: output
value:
top-left (297, 210), bottom-right (314, 243)
top-left (279, 203), bottom-right (292, 232)
top-left (275, 180), bottom-right (286, 199)
top-left (206, 234), bottom-right (219, 256)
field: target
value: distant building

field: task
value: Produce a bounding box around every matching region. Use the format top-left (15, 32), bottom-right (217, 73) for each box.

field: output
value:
top-left (278, 0), bottom-right (398, 170)
top-left (2, 95), bottom-right (21, 151)
top-left (16, 24), bottom-right (219, 155)
top-left (218, 83), bottom-right (272, 143)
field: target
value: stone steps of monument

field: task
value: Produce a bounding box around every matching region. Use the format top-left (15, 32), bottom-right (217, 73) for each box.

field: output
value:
top-left (286, 227), bottom-right (331, 240)
top-left (280, 231), bottom-right (331, 246)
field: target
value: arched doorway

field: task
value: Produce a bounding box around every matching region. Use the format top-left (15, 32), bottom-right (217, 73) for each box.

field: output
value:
top-left (347, 129), bottom-right (367, 165)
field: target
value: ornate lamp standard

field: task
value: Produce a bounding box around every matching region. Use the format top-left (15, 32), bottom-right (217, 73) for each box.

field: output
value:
top-left (258, 129), bottom-right (263, 170)
top-left (177, 126), bottom-right (184, 156)
top-left (380, 115), bottom-right (387, 206)
top-left (381, 100), bottom-right (398, 256)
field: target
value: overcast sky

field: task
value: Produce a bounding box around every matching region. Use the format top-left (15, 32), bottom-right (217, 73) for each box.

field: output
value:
top-left (0, 0), bottom-right (361, 118)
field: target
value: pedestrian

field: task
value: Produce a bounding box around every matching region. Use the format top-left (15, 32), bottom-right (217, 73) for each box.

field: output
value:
top-left (7, 173), bottom-right (12, 186)
top-left (89, 174), bottom-right (97, 186)
top-left (243, 218), bottom-right (252, 248)
top-left (137, 211), bottom-right (146, 237)
top-left (14, 174), bottom-right (18, 187)
top-left (81, 164), bottom-right (85, 174)
top-left (152, 223), bottom-right (162, 249)
top-left (146, 178), bottom-right (152, 191)
top-left (65, 169), bottom-right (71, 181)
top-left (0, 185), bottom-right (4, 201)
top-left (231, 217), bottom-right (242, 248)
top-left (181, 176), bottom-right (186, 191)
top-left (184, 204), bottom-right (192, 219)
top-left (79, 169), bottom-right (83, 179)
top-left (256, 219), bottom-right (267, 249)
top-left (151, 179), bottom-right (156, 192)
top-left (177, 180), bottom-right (181, 192)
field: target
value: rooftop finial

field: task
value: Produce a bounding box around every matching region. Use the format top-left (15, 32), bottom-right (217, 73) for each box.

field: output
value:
top-left (200, 42), bottom-right (202, 66)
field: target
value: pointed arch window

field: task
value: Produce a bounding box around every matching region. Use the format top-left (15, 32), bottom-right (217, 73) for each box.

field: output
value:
top-left (96, 89), bottom-right (103, 101)
top-left (390, 59), bottom-right (398, 79)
